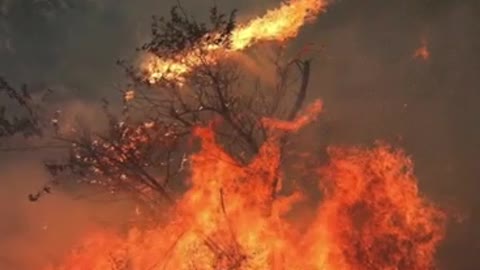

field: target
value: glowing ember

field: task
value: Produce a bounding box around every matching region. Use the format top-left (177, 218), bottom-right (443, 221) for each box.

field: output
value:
top-left (45, 100), bottom-right (446, 270)
top-left (123, 90), bottom-right (135, 102)
top-left (414, 37), bottom-right (430, 60)
top-left (143, 0), bottom-right (328, 84)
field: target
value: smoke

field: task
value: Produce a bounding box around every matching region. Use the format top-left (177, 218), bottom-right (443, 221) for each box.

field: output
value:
top-left (0, 0), bottom-right (479, 269)
top-left (0, 153), bottom-right (133, 270)
top-left (0, 95), bottom-right (128, 270)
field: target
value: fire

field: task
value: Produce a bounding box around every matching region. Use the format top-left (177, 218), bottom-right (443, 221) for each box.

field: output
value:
top-left (304, 143), bottom-right (446, 269)
top-left (229, 0), bottom-right (326, 50)
top-left (262, 100), bottom-right (323, 132)
top-left (42, 3), bottom-right (448, 268)
top-left (46, 100), bottom-right (446, 270)
top-left (143, 0), bottom-right (328, 84)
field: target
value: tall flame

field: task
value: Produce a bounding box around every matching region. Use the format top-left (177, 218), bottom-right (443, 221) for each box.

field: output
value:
top-left (45, 100), bottom-right (446, 270)
top-left (144, 0), bottom-right (328, 84)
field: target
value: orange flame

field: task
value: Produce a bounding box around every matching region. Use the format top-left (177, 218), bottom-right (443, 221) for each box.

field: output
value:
top-left (304, 143), bottom-right (446, 269)
top-left (143, 0), bottom-right (328, 84)
top-left (262, 100), bottom-right (323, 132)
top-left (46, 100), bottom-right (446, 270)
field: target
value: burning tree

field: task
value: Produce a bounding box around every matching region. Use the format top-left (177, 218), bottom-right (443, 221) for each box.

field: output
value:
top-left (36, 4), bottom-right (319, 213)
top-left (6, 1), bottom-right (448, 269)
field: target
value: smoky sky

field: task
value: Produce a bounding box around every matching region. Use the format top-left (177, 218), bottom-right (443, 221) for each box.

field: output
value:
top-left (0, 0), bottom-right (479, 269)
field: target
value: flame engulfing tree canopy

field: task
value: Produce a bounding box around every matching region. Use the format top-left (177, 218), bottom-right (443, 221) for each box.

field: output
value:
top-left (46, 100), bottom-right (446, 270)
top-left (43, 1), bottom-right (447, 269)
top-left (142, 0), bottom-right (328, 84)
